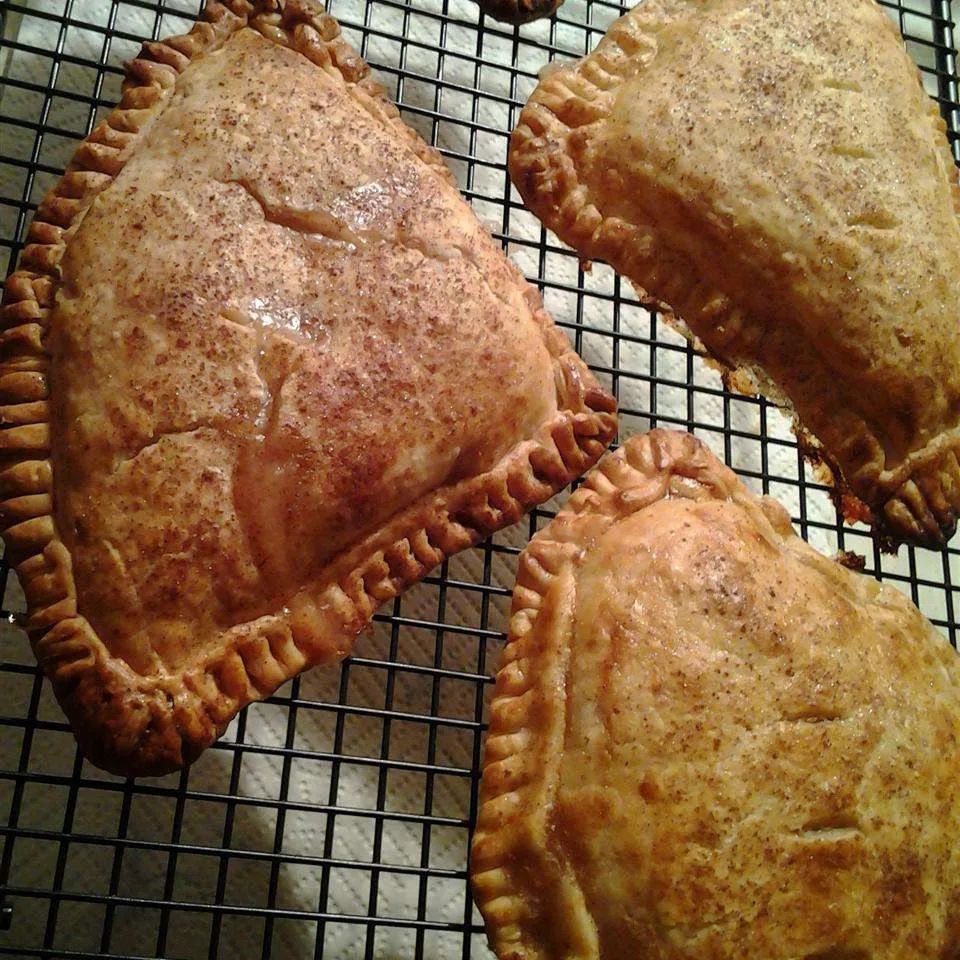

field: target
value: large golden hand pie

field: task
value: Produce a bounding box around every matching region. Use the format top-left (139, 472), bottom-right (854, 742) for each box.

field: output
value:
top-left (472, 430), bottom-right (960, 960)
top-left (0, 0), bottom-right (616, 776)
top-left (510, 0), bottom-right (960, 548)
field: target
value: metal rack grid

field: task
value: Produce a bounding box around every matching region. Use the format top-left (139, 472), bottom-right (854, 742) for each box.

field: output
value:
top-left (0, 0), bottom-right (958, 957)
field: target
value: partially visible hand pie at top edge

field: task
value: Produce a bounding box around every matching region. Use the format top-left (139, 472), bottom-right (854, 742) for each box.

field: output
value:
top-left (509, 0), bottom-right (960, 548)
top-left (475, 0), bottom-right (563, 25)
top-left (0, 0), bottom-right (617, 776)
top-left (471, 429), bottom-right (960, 960)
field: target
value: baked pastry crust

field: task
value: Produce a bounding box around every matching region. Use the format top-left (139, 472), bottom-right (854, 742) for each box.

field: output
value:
top-left (0, 0), bottom-right (616, 776)
top-left (509, 0), bottom-right (960, 548)
top-left (472, 429), bottom-right (960, 959)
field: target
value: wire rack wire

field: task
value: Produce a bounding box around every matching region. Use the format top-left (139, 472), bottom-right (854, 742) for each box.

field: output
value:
top-left (0, 0), bottom-right (958, 957)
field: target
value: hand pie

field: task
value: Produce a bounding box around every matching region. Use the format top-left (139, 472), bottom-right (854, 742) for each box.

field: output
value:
top-left (472, 430), bottom-right (960, 960)
top-left (510, 0), bottom-right (960, 548)
top-left (0, 0), bottom-right (616, 776)
top-left (476, 0), bottom-right (562, 25)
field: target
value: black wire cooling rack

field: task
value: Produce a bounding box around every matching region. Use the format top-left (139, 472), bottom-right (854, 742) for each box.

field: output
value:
top-left (0, 0), bottom-right (958, 957)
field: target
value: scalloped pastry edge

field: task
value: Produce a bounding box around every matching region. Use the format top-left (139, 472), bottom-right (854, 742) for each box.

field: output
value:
top-left (0, 0), bottom-right (618, 777)
top-left (508, 2), bottom-right (960, 549)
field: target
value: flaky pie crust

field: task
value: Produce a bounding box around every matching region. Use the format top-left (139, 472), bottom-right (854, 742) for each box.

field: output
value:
top-left (0, 0), bottom-right (617, 776)
top-left (509, 0), bottom-right (960, 548)
top-left (472, 430), bottom-right (960, 959)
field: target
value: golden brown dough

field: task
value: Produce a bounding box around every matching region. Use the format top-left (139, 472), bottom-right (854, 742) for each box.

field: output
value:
top-left (0, 0), bottom-right (616, 776)
top-left (510, 0), bottom-right (960, 548)
top-left (472, 430), bottom-right (960, 960)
